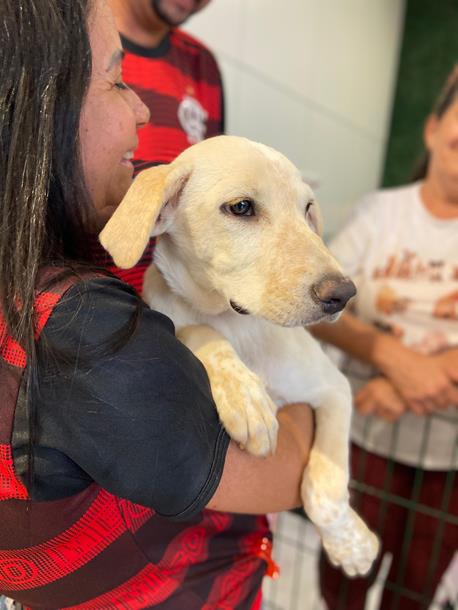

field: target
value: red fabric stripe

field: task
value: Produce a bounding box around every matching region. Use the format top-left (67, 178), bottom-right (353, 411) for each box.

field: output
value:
top-left (135, 125), bottom-right (191, 164)
top-left (117, 497), bottom-right (155, 534)
top-left (0, 490), bottom-right (153, 590)
top-left (107, 265), bottom-right (148, 296)
top-left (122, 57), bottom-right (176, 97)
top-left (0, 444), bottom-right (28, 501)
top-left (64, 511), bottom-right (232, 609)
top-left (34, 289), bottom-right (66, 335)
top-left (202, 529), bottom-right (267, 610)
top-left (0, 330), bottom-right (26, 369)
top-left (202, 560), bottom-right (262, 610)
top-left (0, 289), bottom-right (66, 368)
top-left (251, 590), bottom-right (262, 610)
top-left (124, 62), bottom-right (221, 120)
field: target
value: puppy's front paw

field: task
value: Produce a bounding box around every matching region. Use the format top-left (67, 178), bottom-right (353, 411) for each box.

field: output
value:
top-left (177, 327), bottom-right (278, 456)
top-left (320, 509), bottom-right (380, 577)
top-left (203, 347), bottom-right (278, 456)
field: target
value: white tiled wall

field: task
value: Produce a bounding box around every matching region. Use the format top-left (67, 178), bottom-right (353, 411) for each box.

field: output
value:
top-left (184, 0), bottom-right (406, 235)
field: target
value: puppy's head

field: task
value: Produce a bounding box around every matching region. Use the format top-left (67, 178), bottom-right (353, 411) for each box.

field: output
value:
top-left (100, 136), bottom-right (355, 326)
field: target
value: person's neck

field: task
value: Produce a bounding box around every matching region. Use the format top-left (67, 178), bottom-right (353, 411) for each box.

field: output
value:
top-left (420, 174), bottom-right (458, 220)
top-left (111, 1), bottom-right (170, 48)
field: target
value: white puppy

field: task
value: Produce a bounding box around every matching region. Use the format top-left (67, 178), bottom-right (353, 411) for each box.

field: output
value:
top-left (100, 135), bottom-right (379, 576)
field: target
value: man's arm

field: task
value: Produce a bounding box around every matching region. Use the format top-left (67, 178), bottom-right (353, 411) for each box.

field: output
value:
top-left (207, 403), bottom-right (314, 514)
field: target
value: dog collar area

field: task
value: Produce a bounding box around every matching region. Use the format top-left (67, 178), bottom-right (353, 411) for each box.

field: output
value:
top-left (230, 300), bottom-right (250, 315)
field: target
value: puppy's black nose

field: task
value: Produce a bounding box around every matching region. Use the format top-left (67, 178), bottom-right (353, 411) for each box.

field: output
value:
top-left (312, 275), bottom-right (356, 315)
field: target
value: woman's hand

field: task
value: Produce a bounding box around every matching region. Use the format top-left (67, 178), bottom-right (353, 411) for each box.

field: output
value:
top-left (436, 348), bottom-right (458, 383)
top-left (354, 377), bottom-right (406, 422)
top-left (374, 334), bottom-right (455, 414)
top-left (434, 349), bottom-right (458, 406)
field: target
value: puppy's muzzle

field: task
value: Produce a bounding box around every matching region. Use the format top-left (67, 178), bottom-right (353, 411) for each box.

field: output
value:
top-left (312, 275), bottom-right (356, 315)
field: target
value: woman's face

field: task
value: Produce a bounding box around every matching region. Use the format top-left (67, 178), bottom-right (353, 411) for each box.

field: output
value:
top-left (425, 97), bottom-right (458, 185)
top-left (80, 0), bottom-right (150, 228)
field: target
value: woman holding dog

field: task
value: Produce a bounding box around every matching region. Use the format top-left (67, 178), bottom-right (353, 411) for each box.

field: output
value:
top-left (0, 1), bottom-right (314, 608)
top-left (314, 68), bottom-right (458, 609)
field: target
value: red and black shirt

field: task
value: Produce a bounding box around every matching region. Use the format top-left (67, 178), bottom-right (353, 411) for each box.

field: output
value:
top-left (0, 274), bottom-right (271, 608)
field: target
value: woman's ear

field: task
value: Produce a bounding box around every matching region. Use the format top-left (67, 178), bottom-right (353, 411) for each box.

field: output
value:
top-left (99, 163), bottom-right (191, 268)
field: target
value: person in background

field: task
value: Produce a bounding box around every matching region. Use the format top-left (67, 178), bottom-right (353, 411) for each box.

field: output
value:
top-left (313, 67), bottom-right (458, 610)
top-left (103, 0), bottom-right (223, 293)
top-left (0, 1), bottom-right (314, 608)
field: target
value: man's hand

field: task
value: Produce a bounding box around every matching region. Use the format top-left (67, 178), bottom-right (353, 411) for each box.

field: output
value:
top-left (354, 377), bottom-right (406, 422)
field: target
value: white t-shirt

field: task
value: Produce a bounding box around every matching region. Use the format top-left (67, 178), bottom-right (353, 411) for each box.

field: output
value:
top-left (328, 182), bottom-right (458, 469)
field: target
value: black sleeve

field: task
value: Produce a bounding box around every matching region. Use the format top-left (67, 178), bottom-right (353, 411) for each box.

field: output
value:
top-left (35, 276), bottom-right (230, 520)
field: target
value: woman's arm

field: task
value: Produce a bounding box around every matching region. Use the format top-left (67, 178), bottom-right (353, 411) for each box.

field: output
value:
top-left (207, 403), bottom-right (314, 514)
top-left (311, 312), bottom-right (456, 412)
top-left (310, 311), bottom-right (382, 364)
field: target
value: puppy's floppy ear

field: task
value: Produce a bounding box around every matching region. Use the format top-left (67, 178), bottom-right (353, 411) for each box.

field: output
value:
top-left (99, 163), bottom-right (191, 269)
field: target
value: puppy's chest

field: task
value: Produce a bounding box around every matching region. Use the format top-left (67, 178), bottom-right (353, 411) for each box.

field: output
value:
top-left (198, 317), bottom-right (326, 407)
top-left (146, 290), bottom-right (330, 406)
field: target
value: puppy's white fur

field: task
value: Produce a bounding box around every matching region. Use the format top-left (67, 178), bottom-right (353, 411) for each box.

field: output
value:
top-left (100, 135), bottom-right (379, 576)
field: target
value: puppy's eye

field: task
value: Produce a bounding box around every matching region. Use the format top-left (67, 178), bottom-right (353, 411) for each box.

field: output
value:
top-left (224, 199), bottom-right (255, 217)
top-left (305, 200), bottom-right (314, 216)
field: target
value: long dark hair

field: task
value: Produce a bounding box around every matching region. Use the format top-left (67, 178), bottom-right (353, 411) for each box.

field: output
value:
top-left (411, 67), bottom-right (458, 181)
top-left (0, 0), bottom-right (94, 360)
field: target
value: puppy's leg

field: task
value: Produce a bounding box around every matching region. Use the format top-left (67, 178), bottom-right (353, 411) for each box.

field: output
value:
top-left (302, 386), bottom-right (380, 576)
top-left (178, 325), bottom-right (278, 456)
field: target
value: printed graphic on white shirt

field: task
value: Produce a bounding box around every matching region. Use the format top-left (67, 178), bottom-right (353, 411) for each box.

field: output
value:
top-left (363, 250), bottom-right (458, 354)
